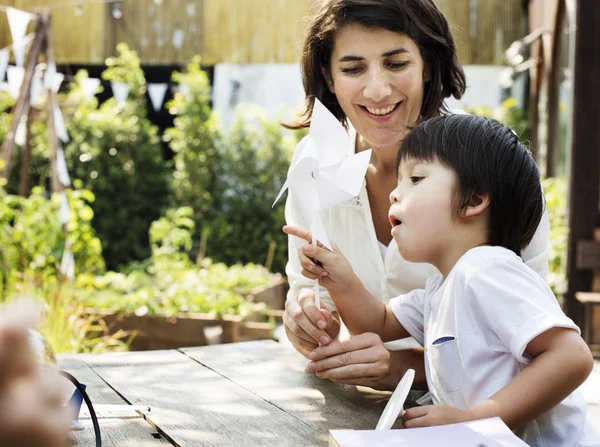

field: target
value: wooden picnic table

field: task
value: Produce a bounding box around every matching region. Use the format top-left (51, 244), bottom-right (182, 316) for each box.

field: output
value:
top-left (58, 340), bottom-right (406, 446)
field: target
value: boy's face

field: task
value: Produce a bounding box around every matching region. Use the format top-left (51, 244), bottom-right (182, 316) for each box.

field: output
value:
top-left (388, 157), bottom-right (458, 264)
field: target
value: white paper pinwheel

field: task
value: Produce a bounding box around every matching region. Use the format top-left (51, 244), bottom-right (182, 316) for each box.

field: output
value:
top-left (273, 98), bottom-right (371, 307)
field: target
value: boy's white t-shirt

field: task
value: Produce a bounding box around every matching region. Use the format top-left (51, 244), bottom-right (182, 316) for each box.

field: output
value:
top-left (390, 246), bottom-right (600, 447)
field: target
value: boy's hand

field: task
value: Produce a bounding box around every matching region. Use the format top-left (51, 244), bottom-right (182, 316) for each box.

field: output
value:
top-left (402, 404), bottom-right (469, 428)
top-left (283, 225), bottom-right (357, 294)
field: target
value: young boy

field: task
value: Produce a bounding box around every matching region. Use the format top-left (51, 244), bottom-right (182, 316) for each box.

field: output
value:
top-left (284, 114), bottom-right (599, 446)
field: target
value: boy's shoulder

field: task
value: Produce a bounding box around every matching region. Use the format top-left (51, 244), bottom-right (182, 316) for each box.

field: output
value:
top-left (452, 245), bottom-right (538, 285)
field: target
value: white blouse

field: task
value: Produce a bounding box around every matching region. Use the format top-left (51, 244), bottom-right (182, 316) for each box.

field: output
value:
top-left (284, 126), bottom-right (551, 315)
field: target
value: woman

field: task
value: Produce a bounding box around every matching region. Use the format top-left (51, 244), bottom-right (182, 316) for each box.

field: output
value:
top-left (283, 0), bottom-right (550, 391)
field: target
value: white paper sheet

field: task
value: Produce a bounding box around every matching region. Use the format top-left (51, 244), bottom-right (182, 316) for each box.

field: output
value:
top-left (330, 417), bottom-right (529, 447)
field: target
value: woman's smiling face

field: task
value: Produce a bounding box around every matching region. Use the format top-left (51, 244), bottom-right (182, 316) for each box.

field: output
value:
top-left (328, 23), bottom-right (428, 153)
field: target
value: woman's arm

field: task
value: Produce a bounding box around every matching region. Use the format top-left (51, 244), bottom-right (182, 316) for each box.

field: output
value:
top-left (283, 191), bottom-right (341, 357)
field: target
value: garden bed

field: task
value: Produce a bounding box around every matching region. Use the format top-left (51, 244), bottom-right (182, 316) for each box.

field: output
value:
top-left (86, 278), bottom-right (288, 351)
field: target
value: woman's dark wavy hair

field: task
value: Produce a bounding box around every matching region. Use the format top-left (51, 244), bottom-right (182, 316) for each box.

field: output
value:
top-left (287, 0), bottom-right (466, 129)
top-left (397, 115), bottom-right (544, 256)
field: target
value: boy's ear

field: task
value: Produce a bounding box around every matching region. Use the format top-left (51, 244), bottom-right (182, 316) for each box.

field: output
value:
top-left (322, 68), bottom-right (335, 93)
top-left (460, 193), bottom-right (490, 218)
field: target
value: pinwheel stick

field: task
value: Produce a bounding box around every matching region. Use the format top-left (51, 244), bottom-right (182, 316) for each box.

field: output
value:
top-left (312, 235), bottom-right (321, 309)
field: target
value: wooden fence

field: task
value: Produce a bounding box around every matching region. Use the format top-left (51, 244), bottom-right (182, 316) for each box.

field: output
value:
top-left (0, 0), bottom-right (524, 65)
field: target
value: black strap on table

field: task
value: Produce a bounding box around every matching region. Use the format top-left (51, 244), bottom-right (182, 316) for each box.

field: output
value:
top-left (60, 370), bottom-right (102, 447)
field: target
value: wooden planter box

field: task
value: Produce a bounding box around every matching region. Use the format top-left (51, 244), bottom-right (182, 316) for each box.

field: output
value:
top-left (245, 276), bottom-right (288, 310)
top-left (86, 278), bottom-right (288, 351)
top-left (88, 308), bottom-right (275, 351)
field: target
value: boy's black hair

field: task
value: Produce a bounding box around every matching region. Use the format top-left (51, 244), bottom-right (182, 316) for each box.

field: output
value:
top-left (397, 114), bottom-right (544, 256)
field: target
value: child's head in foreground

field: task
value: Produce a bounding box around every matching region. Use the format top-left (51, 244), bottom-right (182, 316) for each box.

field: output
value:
top-left (389, 114), bottom-right (544, 271)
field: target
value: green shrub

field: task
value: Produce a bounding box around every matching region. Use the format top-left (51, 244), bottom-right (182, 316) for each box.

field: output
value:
top-left (207, 114), bottom-right (293, 273)
top-left (543, 177), bottom-right (568, 299)
top-left (77, 206), bottom-right (275, 317)
top-left (0, 185), bottom-right (105, 298)
top-left (164, 57), bottom-right (220, 237)
top-left (64, 45), bottom-right (171, 269)
top-left (465, 97), bottom-right (530, 143)
top-left (165, 62), bottom-right (294, 272)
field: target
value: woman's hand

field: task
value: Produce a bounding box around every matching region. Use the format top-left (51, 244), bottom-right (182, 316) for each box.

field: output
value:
top-left (307, 333), bottom-right (392, 387)
top-left (283, 288), bottom-right (341, 358)
top-left (307, 333), bottom-right (428, 390)
top-left (283, 225), bottom-right (358, 295)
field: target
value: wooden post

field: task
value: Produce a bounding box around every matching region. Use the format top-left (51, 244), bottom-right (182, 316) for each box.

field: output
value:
top-left (43, 14), bottom-right (61, 195)
top-left (545, 0), bottom-right (566, 178)
top-left (18, 107), bottom-right (35, 197)
top-left (0, 14), bottom-right (48, 181)
top-left (564, 0), bottom-right (600, 327)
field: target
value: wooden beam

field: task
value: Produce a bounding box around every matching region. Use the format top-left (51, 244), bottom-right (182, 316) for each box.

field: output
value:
top-left (565, 0), bottom-right (600, 326)
top-left (545, 0), bottom-right (566, 177)
top-left (18, 107), bottom-right (35, 197)
top-left (577, 241), bottom-right (600, 270)
top-left (0, 13), bottom-right (48, 181)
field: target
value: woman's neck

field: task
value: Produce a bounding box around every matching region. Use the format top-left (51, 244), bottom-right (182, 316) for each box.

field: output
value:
top-left (356, 134), bottom-right (398, 176)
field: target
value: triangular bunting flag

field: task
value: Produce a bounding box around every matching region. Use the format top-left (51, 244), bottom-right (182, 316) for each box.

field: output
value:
top-left (7, 8), bottom-right (35, 68)
top-left (7, 66), bottom-right (24, 99)
top-left (172, 29), bottom-right (185, 49)
top-left (60, 248), bottom-right (75, 280)
top-left (57, 147), bottom-right (71, 187)
top-left (0, 49), bottom-right (9, 82)
top-left (44, 62), bottom-right (56, 89)
top-left (30, 71), bottom-right (44, 106)
top-left (81, 77), bottom-right (101, 100)
top-left (44, 63), bottom-right (64, 93)
top-left (111, 82), bottom-right (129, 104)
top-left (15, 115), bottom-right (27, 147)
top-left (53, 105), bottom-right (69, 143)
top-left (148, 83), bottom-right (168, 112)
top-left (59, 192), bottom-right (70, 224)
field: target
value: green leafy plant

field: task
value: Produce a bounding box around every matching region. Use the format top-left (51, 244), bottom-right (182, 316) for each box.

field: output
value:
top-left (465, 97), bottom-right (530, 143)
top-left (64, 46), bottom-right (171, 269)
top-left (78, 207), bottom-right (276, 318)
top-left (164, 57), bottom-right (220, 241)
top-left (0, 185), bottom-right (104, 299)
top-left (543, 177), bottom-right (568, 300)
top-left (207, 113), bottom-right (293, 273)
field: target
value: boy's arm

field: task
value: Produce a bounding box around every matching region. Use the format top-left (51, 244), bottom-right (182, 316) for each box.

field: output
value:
top-left (330, 274), bottom-right (411, 342)
top-left (467, 326), bottom-right (593, 429)
top-left (403, 327), bottom-right (593, 429)
top-left (283, 225), bottom-right (411, 342)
